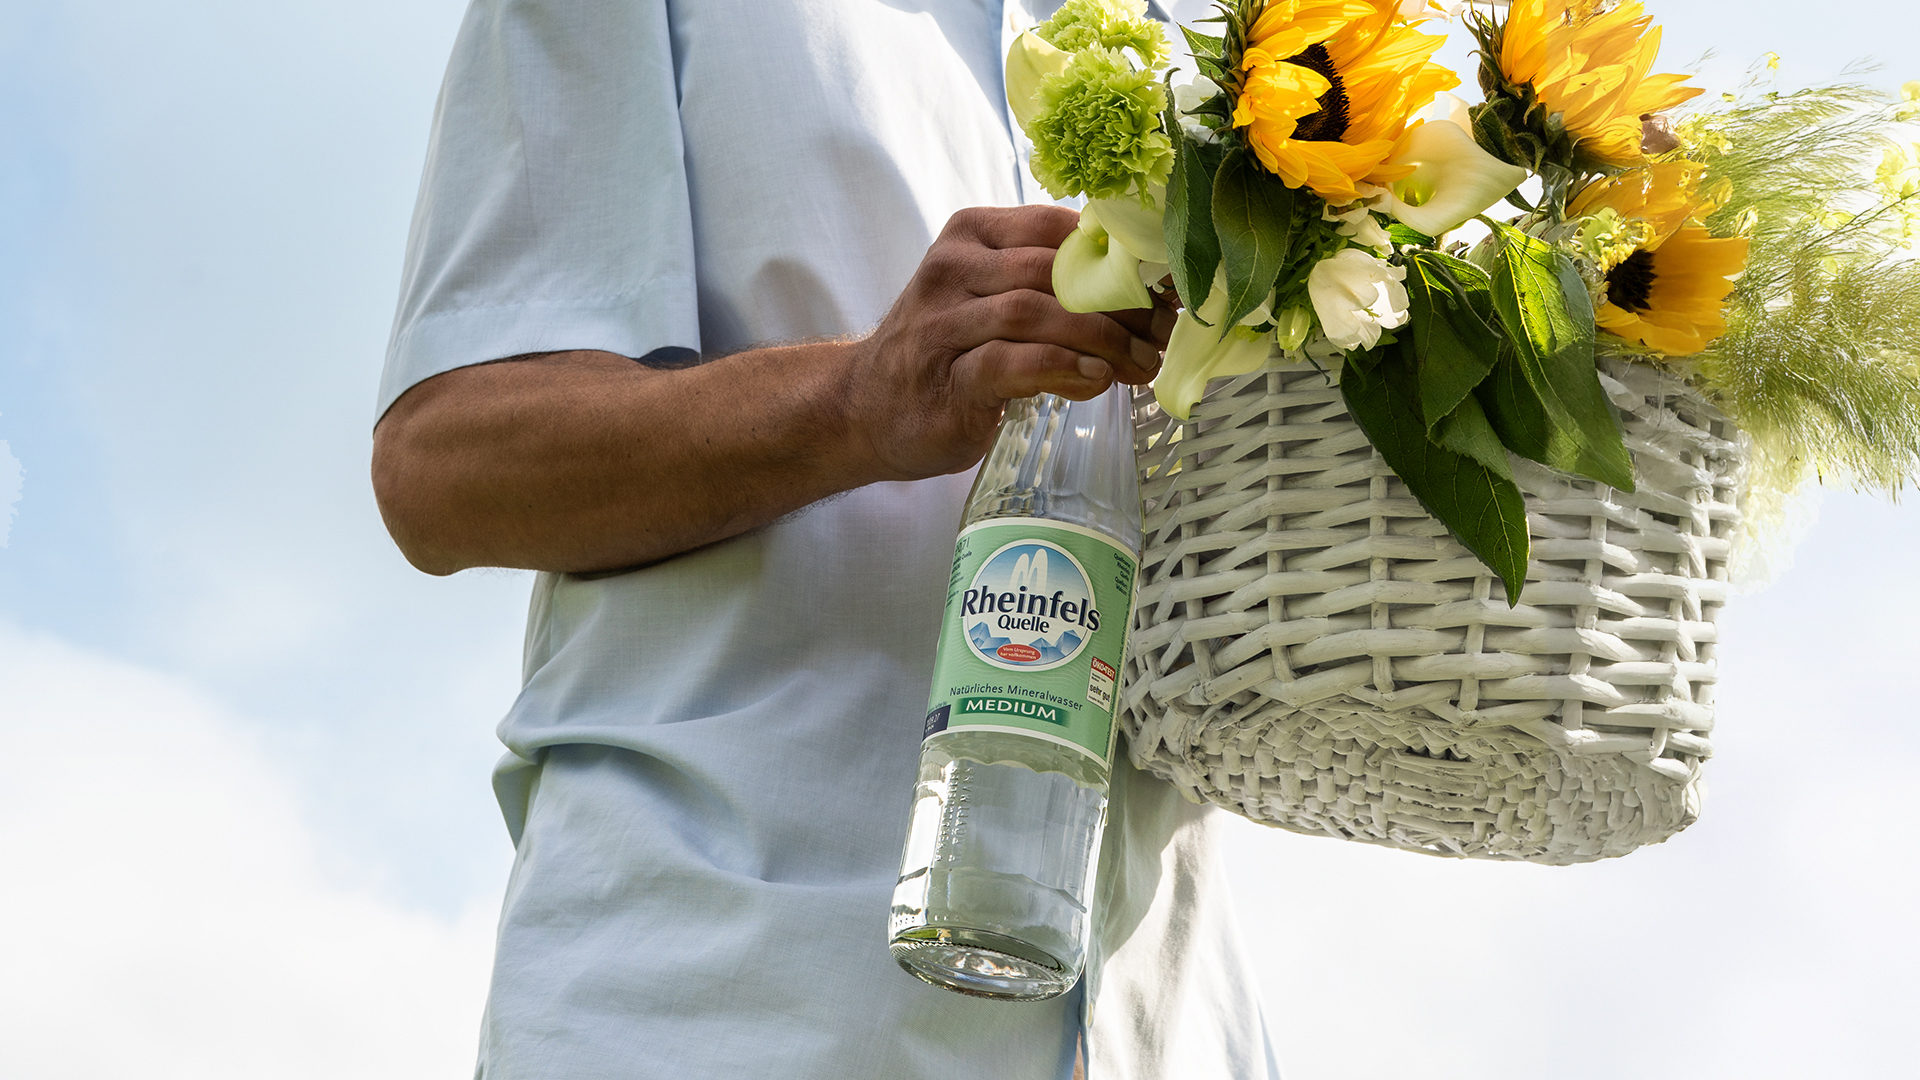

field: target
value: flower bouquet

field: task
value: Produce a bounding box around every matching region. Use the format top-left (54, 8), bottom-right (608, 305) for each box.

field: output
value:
top-left (1007, 0), bottom-right (1920, 861)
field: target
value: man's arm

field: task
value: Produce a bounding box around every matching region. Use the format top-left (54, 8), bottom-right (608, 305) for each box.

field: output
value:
top-left (372, 206), bottom-right (1171, 576)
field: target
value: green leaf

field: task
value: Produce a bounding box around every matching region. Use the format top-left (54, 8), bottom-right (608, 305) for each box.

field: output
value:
top-left (1484, 222), bottom-right (1637, 492)
top-left (1473, 344), bottom-right (1555, 463)
top-left (1388, 223), bottom-right (1436, 248)
top-left (1211, 151), bottom-right (1300, 329)
top-left (1180, 25), bottom-right (1224, 59)
top-left (1162, 125), bottom-right (1221, 316)
top-left (1186, 94), bottom-right (1234, 120)
top-left (1194, 54), bottom-right (1230, 85)
top-left (1341, 345), bottom-right (1531, 604)
top-left (1404, 251), bottom-right (1502, 433)
top-left (1431, 393), bottom-right (1516, 483)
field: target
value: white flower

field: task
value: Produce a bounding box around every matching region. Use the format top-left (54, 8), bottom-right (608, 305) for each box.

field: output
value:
top-left (1272, 305), bottom-right (1313, 351)
top-left (1053, 186), bottom-right (1172, 312)
top-left (1308, 248), bottom-right (1409, 352)
top-left (1372, 98), bottom-right (1529, 238)
top-left (1171, 74), bottom-right (1219, 115)
top-left (1154, 267), bottom-right (1274, 419)
top-left (1323, 201), bottom-right (1394, 255)
top-left (1171, 74), bottom-right (1222, 144)
top-left (1005, 30), bottom-right (1072, 131)
top-left (1086, 186), bottom-right (1170, 263)
top-left (1053, 209), bottom-right (1153, 313)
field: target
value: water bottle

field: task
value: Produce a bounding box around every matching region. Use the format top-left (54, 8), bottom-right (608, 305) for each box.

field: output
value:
top-left (888, 382), bottom-right (1143, 1000)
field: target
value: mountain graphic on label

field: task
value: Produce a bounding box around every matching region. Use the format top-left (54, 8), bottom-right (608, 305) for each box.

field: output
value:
top-left (960, 538), bottom-right (1098, 672)
top-left (968, 623), bottom-right (1084, 663)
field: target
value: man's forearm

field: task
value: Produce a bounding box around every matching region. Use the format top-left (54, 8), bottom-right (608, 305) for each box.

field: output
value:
top-left (372, 346), bottom-right (879, 575)
top-left (371, 207), bottom-right (1169, 577)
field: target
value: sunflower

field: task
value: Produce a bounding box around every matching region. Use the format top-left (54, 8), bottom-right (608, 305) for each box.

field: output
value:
top-left (1568, 161), bottom-right (1749, 356)
top-left (1498, 0), bottom-right (1701, 168)
top-left (1230, 0), bottom-right (1457, 203)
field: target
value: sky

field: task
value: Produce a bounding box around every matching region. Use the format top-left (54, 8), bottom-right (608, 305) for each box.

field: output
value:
top-left (1, 1), bottom-right (1916, 1078)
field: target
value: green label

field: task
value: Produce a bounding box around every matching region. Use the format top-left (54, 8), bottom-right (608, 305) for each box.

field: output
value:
top-left (922, 518), bottom-right (1137, 764)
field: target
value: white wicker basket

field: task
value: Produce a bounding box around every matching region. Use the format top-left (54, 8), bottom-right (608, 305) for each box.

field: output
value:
top-left (1122, 354), bottom-right (1745, 863)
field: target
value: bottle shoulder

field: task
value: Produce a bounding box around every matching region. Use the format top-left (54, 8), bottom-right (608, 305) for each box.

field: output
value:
top-left (963, 388), bottom-right (1143, 550)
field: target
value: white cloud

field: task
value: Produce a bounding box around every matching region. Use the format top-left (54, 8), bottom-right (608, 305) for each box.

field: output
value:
top-left (0, 622), bottom-right (497, 1079)
top-left (1219, 493), bottom-right (1920, 1080)
top-left (0, 437), bottom-right (19, 547)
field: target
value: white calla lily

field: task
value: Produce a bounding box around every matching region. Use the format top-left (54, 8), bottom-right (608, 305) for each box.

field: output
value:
top-left (1006, 30), bottom-right (1072, 131)
top-left (1308, 248), bottom-right (1409, 352)
top-left (1375, 97), bottom-right (1529, 238)
top-left (1054, 212), bottom-right (1152, 313)
top-left (1154, 269), bottom-right (1275, 420)
top-left (1434, 90), bottom-right (1474, 134)
top-left (1085, 188), bottom-right (1170, 264)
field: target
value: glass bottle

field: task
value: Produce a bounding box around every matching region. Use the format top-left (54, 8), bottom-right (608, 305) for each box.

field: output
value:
top-left (888, 383), bottom-right (1143, 1000)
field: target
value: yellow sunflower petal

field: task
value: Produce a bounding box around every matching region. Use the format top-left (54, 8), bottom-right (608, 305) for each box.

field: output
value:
top-left (1233, 0), bottom-right (1453, 201)
top-left (1625, 71), bottom-right (1704, 118)
top-left (1577, 165), bottom-right (1749, 357)
top-left (1498, 0), bottom-right (1697, 167)
top-left (1571, 160), bottom-right (1703, 242)
top-left (1594, 304), bottom-right (1640, 330)
top-left (1501, 0), bottom-right (1551, 87)
top-left (1632, 320), bottom-right (1709, 356)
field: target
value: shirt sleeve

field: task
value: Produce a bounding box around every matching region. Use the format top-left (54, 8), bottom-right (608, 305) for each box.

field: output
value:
top-left (376, 0), bottom-right (699, 420)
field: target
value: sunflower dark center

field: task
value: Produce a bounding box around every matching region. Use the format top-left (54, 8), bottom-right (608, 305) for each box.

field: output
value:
top-left (1606, 249), bottom-right (1658, 313)
top-left (1284, 43), bottom-right (1351, 142)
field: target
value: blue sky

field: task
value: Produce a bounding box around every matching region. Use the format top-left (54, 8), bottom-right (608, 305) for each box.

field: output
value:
top-left (2, 1), bottom-right (1916, 1077)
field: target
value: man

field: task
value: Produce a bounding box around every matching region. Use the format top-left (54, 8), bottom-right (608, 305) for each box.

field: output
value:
top-left (372, 1), bottom-right (1279, 1076)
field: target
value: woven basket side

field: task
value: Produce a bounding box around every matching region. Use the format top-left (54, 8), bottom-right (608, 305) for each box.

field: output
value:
top-left (1122, 356), bottom-right (1744, 863)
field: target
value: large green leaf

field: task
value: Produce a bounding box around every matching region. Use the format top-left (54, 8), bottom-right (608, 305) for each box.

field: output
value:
top-left (1342, 345), bottom-right (1531, 605)
top-left (1211, 151), bottom-right (1300, 329)
top-left (1162, 124), bottom-right (1221, 316)
top-left (1404, 250), bottom-right (1502, 434)
top-left (1473, 344), bottom-right (1555, 464)
top-left (1485, 221), bottom-right (1636, 492)
top-left (1432, 393), bottom-right (1515, 481)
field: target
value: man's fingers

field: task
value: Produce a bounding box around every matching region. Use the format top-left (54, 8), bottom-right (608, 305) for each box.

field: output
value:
top-left (1106, 303), bottom-right (1177, 348)
top-left (952, 341), bottom-right (1116, 406)
top-left (943, 204), bottom-right (1081, 252)
top-left (953, 245), bottom-right (1058, 299)
top-left (943, 290), bottom-right (1162, 379)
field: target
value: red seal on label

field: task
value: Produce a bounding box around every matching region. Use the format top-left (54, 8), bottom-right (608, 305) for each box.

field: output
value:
top-left (996, 643), bottom-right (1042, 663)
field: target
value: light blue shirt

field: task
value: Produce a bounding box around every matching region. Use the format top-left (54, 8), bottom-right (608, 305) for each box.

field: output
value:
top-left (382, 2), bottom-right (1280, 1077)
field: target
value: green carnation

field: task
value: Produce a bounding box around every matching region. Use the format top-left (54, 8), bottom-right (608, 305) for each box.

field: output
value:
top-left (1027, 47), bottom-right (1172, 201)
top-left (1036, 0), bottom-right (1169, 69)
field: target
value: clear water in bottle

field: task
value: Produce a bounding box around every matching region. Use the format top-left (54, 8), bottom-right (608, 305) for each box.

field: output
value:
top-left (889, 383), bottom-right (1142, 1000)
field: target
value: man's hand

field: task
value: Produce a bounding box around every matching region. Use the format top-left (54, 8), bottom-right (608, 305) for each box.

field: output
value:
top-left (372, 205), bottom-right (1171, 575)
top-left (844, 205), bottom-right (1168, 480)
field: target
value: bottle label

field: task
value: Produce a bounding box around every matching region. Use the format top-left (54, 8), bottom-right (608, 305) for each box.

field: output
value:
top-left (923, 518), bottom-right (1137, 765)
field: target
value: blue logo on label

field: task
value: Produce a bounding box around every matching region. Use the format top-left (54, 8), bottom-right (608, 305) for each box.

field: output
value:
top-left (960, 539), bottom-right (1098, 671)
